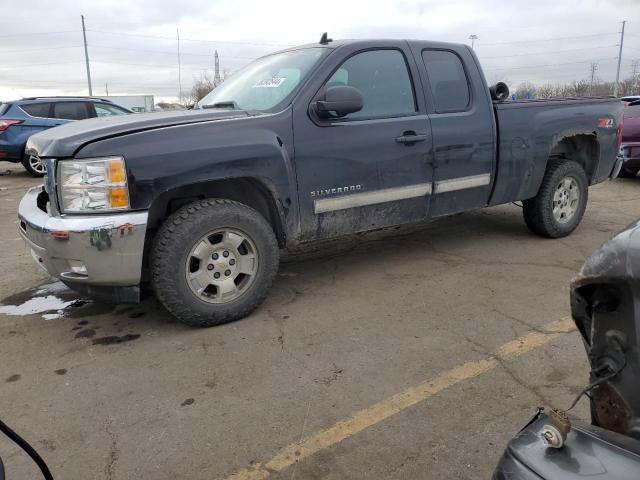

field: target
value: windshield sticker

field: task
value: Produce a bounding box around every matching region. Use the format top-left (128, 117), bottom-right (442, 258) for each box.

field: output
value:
top-left (252, 77), bottom-right (286, 88)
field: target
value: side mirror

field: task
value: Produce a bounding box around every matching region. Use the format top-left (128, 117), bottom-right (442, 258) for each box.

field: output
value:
top-left (314, 86), bottom-right (363, 118)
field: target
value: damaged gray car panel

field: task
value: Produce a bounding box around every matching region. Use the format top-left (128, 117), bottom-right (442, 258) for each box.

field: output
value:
top-left (494, 409), bottom-right (640, 479)
top-left (494, 219), bottom-right (640, 478)
top-left (571, 219), bottom-right (640, 438)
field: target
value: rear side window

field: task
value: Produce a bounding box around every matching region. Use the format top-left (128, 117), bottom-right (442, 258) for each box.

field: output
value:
top-left (21, 103), bottom-right (52, 118)
top-left (53, 102), bottom-right (90, 120)
top-left (93, 103), bottom-right (130, 117)
top-left (422, 50), bottom-right (470, 113)
top-left (325, 49), bottom-right (416, 120)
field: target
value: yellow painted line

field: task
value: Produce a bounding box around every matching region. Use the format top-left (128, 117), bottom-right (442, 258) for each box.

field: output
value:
top-left (225, 317), bottom-right (575, 480)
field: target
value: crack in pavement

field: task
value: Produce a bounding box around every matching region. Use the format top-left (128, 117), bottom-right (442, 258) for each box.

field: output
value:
top-left (104, 418), bottom-right (119, 480)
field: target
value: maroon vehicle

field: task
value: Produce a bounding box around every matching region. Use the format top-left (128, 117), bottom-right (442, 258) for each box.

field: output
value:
top-left (619, 99), bottom-right (640, 178)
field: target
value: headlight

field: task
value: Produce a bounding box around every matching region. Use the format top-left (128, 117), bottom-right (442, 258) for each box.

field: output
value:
top-left (58, 156), bottom-right (129, 213)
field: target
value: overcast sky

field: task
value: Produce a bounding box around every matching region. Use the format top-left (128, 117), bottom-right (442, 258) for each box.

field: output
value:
top-left (1, 0), bottom-right (639, 102)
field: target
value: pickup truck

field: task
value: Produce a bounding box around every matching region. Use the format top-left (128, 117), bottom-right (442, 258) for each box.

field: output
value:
top-left (18, 37), bottom-right (625, 327)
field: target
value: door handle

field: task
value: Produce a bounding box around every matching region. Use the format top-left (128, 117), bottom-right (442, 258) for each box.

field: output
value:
top-left (395, 133), bottom-right (428, 144)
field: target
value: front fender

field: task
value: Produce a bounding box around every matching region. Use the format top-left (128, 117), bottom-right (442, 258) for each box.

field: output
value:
top-left (74, 111), bottom-right (298, 237)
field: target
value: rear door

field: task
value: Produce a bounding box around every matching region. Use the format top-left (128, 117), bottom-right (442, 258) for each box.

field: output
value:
top-left (411, 44), bottom-right (496, 217)
top-left (293, 42), bottom-right (434, 241)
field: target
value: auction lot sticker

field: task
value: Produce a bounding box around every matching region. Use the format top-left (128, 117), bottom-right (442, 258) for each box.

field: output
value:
top-left (253, 77), bottom-right (286, 88)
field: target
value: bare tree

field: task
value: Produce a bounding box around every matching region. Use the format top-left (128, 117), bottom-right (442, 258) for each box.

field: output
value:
top-left (183, 71), bottom-right (228, 106)
top-left (568, 80), bottom-right (590, 97)
top-left (514, 82), bottom-right (536, 99)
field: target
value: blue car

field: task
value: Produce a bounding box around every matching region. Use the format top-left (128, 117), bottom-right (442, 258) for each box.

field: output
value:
top-left (0, 97), bottom-right (132, 176)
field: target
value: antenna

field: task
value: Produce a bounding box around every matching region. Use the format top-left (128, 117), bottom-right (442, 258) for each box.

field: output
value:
top-left (319, 32), bottom-right (332, 45)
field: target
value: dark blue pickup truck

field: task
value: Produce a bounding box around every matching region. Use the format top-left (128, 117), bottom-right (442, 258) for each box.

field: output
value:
top-left (18, 37), bottom-right (625, 326)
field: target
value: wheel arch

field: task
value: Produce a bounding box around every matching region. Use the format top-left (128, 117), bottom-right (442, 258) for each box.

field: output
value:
top-left (144, 177), bottom-right (287, 271)
top-left (548, 133), bottom-right (600, 183)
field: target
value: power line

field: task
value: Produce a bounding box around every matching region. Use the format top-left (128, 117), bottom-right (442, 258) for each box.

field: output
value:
top-left (479, 45), bottom-right (617, 59)
top-left (88, 44), bottom-right (259, 60)
top-left (484, 57), bottom-right (618, 71)
top-left (0, 30), bottom-right (77, 38)
top-left (0, 45), bottom-right (82, 55)
top-left (85, 29), bottom-right (293, 47)
top-left (0, 60), bottom-right (83, 68)
top-left (478, 32), bottom-right (618, 46)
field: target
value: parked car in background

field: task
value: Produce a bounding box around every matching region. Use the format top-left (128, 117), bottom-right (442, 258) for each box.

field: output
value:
top-left (0, 97), bottom-right (132, 176)
top-left (494, 218), bottom-right (640, 479)
top-left (620, 95), bottom-right (640, 104)
top-left (618, 99), bottom-right (640, 178)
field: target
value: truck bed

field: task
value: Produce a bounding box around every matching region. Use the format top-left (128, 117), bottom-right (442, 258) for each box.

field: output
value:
top-left (489, 96), bottom-right (623, 205)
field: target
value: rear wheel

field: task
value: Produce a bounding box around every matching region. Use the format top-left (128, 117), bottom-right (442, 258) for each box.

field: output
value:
top-left (523, 160), bottom-right (588, 238)
top-left (21, 151), bottom-right (46, 177)
top-left (151, 199), bottom-right (279, 327)
top-left (617, 167), bottom-right (638, 178)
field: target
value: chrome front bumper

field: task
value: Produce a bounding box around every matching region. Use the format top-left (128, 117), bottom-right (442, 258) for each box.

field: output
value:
top-left (18, 186), bottom-right (148, 287)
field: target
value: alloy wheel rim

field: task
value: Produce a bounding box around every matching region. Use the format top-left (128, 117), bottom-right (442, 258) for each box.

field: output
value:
top-left (185, 228), bottom-right (258, 304)
top-left (552, 176), bottom-right (580, 224)
top-left (28, 155), bottom-right (46, 174)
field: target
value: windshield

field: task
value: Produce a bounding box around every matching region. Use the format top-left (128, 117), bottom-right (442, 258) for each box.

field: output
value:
top-left (198, 47), bottom-right (326, 112)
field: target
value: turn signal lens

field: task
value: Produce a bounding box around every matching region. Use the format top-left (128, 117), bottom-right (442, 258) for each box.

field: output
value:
top-left (109, 187), bottom-right (129, 208)
top-left (109, 159), bottom-right (126, 183)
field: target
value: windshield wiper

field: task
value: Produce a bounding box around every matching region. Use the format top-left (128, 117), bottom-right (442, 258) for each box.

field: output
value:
top-left (202, 101), bottom-right (240, 110)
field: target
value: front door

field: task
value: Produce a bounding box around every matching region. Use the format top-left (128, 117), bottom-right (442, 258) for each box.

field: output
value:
top-left (293, 43), bottom-right (433, 241)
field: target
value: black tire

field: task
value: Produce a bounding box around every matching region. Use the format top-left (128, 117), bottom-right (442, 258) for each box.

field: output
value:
top-left (21, 151), bottom-right (46, 177)
top-left (522, 160), bottom-right (588, 238)
top-left (617, 167), bottom-right (638, 178)
top-left (151, 199), bottom-right (279, 327)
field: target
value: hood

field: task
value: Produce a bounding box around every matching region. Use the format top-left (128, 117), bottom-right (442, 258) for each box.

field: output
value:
top-left (570, 219), bottom-right (640, 439)
top-left (26, 109), bottom-right (250, 158)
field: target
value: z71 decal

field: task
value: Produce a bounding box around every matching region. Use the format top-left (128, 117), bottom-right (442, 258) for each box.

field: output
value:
top-left (598, 117), bottom-right (615, 129)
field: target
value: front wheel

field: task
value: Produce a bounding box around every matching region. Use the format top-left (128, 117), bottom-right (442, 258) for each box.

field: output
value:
top-left (522, 160), bottom-right (588, 238)
top-left (151, 199), bottom-right (279, 327)
top-left (21, 151), bottom-right (46, 177)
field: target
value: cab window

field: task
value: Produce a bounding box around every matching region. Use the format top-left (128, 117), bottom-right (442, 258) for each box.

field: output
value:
top-left (324, 49), bottom-right (416, 120)
top-left (421, 50), bottom-right (471, 113)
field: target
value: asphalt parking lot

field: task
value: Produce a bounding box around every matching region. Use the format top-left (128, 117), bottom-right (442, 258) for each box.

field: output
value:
top-left (1, 163), bottom-right (638, 480)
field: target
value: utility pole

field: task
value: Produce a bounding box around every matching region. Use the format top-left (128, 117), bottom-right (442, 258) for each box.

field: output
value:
top-left (177, 28), bottom-right (182, 104)
top-left (214, 50), bottom-right (221, 85)
top-left (589, 62), bottom-right (598, 96)
top-left (81, 15), bottom-right (93, 96)
top-left (105, 83), bottom-right (109, 96)
top-left (614, 20), bottom-right (626, 97)
top-left (469, 34), bottom-right (478, 50)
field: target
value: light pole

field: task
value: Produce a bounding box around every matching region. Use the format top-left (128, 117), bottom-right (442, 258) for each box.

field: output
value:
top-left (469, 34), bottom-right (478, 50)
